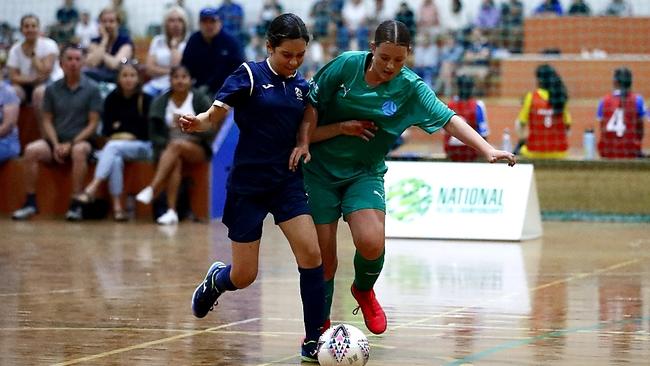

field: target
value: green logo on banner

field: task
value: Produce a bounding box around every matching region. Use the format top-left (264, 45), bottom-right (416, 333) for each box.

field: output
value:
top-left (386, 178), bottom-right (433, 222)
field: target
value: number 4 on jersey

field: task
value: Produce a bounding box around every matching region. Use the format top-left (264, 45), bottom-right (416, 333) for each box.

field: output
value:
top-left (606, 108), bottom-right (626, 137)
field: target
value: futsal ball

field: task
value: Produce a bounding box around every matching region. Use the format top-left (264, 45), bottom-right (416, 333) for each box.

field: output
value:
top-left (317, 323), bottom-right (370, 366)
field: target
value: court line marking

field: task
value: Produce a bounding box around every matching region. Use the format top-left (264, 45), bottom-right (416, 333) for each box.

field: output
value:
top-left (50, 317), bottom-right (260, 366)
top-left (437, 258), bottom-right (643, 365)
top-left (443, 317), bottom-right (649, 366)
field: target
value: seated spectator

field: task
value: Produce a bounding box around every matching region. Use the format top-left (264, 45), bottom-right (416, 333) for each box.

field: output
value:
top-left (74, 11), bottom-right (99, 50)
top-left (51, 0), bottom-right (79, 44)
top-left (603, 0), bottom-right (633, 17)
top-left (12, 46), bottom-right (102, 221)
top-left (395, 2), bottom-right (417, 41)
top-left (417, 0), bottom-right (442, 37)
top-left (499, 0), bottom-right (524, 52)
top-left (442, 0), bottom-right (473, 37)
top-left (75, 62), bottom-right (152, 220)
top-left (309, 0), bottom-right (331, 40)
top-left (568, 0), bottom-right (591, 16)
top-left (597, 68), bottom-right (647, 158)
top-left (143, 6), bottom-right (189, 97)
top-left (433, 32), bottom-right (465, 96)
top-left (7, 14), bottom-right (62, 118)
top-left (0, 75), bottom-right (20, 164)
top-left (181, 8), bottom-right (244, 97)
top-left (412, 33), bottom-right (439, 89)
top-left (256, 0), bottom-right (283, 37)
top-left (474, 0), bottom-right (501, 32)
top-left (515, 64), bottom-right (571, 159)
top-left (444, 75), bottom-right (489, 161)
top-left (533, 0), bottom-right (563, 17)
top-left (84, 7), bottom-right (133, 83)
top-left (216, 0), bottom-right (245, 44)
top-left (456, 28), bottom-right (492, 94)
top-left (135, 65), bottom-right (216, 225)
top-left (111, 0), bottom-right (130, 36)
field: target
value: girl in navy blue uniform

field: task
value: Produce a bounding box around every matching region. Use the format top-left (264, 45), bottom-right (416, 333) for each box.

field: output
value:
top-left (181, 14), bottom-right (324, 362)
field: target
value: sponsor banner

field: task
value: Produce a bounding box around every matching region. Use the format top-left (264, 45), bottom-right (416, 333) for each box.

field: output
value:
top-left (385, 161), bottom-right (542, 241)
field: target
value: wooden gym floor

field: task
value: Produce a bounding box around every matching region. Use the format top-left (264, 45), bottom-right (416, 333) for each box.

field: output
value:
top-left (0, 219), bottom-right (649, 365)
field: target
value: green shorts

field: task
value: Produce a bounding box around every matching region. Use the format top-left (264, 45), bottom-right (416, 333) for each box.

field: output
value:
top-left (303, 172), bottom-right (385, 224)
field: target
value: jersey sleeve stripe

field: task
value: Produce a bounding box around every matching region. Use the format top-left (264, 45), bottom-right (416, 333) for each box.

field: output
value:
top-left (242, 62), bottom-right (254, 96)
top-left (213, 100), bottom-right (231, 110)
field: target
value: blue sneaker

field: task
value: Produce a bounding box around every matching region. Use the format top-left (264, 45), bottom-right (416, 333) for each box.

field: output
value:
top-left (191, 261), bottom-right (226, 318)
top-left (300, 339), bottom-right (319, 363)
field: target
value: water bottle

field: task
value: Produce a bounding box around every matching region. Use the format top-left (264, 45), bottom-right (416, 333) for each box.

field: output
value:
top-left (501, 128), bottom-right (512, 152)
top-left (583, 128), bottom-right (595, 160)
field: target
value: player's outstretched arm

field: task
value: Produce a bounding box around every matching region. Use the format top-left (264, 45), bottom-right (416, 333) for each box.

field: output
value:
top-left (444, 115), bottom-right (516, 166)
top-left (289, 107), bottom-right (315, 171)
top-left (179, 104), bottom-right (228, 133)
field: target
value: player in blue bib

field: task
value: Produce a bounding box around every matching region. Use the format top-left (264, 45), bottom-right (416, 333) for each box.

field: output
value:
top-left (181, 14), bottom-right (324, 362)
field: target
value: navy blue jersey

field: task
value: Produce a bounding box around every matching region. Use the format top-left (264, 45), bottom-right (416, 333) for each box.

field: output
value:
top-left (215, 59), bottom-right (309, 194)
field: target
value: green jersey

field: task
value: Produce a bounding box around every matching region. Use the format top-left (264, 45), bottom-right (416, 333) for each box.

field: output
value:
top-left (306, 51), bottom-right (455, 181)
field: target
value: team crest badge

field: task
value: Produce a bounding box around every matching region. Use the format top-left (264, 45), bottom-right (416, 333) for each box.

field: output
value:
top-left (295, 87), bottom-right (303, 100)
top-left (382, 100), bottom-right (397, 116)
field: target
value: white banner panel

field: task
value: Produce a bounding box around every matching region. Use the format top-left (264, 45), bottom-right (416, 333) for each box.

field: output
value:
top-left (385, 161), bottom-right (542, 241)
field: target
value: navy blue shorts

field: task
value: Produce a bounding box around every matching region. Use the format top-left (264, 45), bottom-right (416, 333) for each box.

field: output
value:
top-left (222, 177), bottom-right (311, 243)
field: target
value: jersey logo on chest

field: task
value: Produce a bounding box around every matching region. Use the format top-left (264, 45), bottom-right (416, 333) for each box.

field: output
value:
top-left (262, 83), bottom-right (274, 89)
top-left (295, 87), bottom-right (303, 101)
top-left (340, 83), bottom-right (350, 97)
top-left (382, 100), bottom-right (397, 116)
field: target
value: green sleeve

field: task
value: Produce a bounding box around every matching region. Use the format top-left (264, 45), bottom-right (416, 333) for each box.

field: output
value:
top-left (308, 53), bottom-right (350, 109)
top-left (408, 80), bottom-right (455, 134)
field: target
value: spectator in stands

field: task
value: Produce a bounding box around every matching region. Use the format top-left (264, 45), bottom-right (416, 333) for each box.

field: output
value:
top-left (341, 0), bottom-right (370, 51)
top-left (444, 75), bottom-right (489, 161)
top-left (12, 46), bottom-right (102, 221)
top-left (74, 11), bottom-right (99, 50)
top-left (182, 7), bottom-right (244, 97)
top-left (456, 28), bottom-right (492, 95)
top-left (596, 67), bottom-right (647, 158)
top-left (135, 65), bottom-right (215, 225)
top-left (368, 0), bottom-right (391, 29)
top-left (143, 6), bottom-right (189, 97)
top-left (395, 2), bottom-right (417, 41)
top-left (433, 32), bottom-right (464, 96)
top-left (515, 64), bottom-right (571, 159)
top-left (51, 0), bottom-right (80, 44)
top-left (604, 0), bottom-right (633, 17)
top-left (533, 0), bottom-right (563, 17)
top-left (257, 0), bottom-right (283, 37)
top-left (75, 61), bottom-right (152, 221)
top-left (168, 0), bottom-right (194, 33)
top-left (499, 0), bottom-right (524, 52)
top-left (417, 0), bottom-right (441, 37)
top-left (310, 0), bottom-right (331, 40)
top-left (501, 0), bottom-right (524, 26)
top-left (84, 7), bottom-right (133, 83)
top-left (412, 32), bottom-right (439, 89)
top-left (7, 14), bottom-right (62, 131)
top-left (474, 0), bottom-right (501, 31)
top-left (111, 0), bottom-right (130, 36)
top-left (217, 0), bottom-right (245, 44)
top-left (568, 0), bottom-right (592, 16)
top-left (442, 0), bottom-right (473, 37)
top-left (0, 75), bottom-right (20, 164)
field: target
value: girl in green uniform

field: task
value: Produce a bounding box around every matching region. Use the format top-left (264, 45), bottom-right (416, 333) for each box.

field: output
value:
top-left (303, 20), bottom-right (516, 335)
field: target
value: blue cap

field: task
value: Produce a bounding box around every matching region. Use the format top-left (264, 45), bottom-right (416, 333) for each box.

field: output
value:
top-left (199, 7), bottom-right (219, 20)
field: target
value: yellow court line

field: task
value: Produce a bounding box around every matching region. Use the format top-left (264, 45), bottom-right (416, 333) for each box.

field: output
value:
top-left (50, 318), bottom-right (260, 366)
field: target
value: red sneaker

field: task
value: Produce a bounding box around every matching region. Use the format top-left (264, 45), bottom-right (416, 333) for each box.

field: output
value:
top-left (351, 284), bottom-right (387, 334)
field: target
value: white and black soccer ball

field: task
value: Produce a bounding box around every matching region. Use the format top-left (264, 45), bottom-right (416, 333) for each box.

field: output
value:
top-left (317, 323), bottom-right (370, 366)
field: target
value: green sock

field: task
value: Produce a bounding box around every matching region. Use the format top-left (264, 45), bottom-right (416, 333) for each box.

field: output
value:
top-left (353, 250), bottom-right (385, 291)
top-left (324, 278), bottom-right (334, 320)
